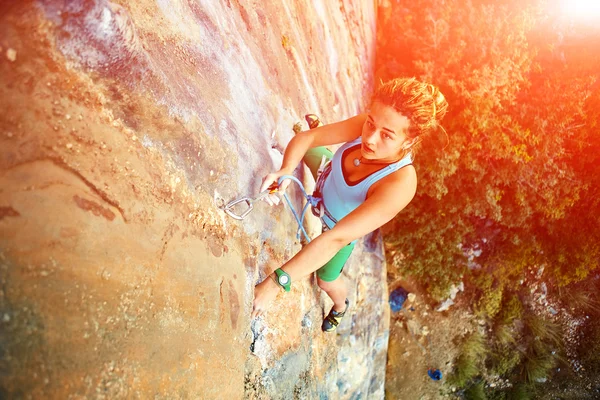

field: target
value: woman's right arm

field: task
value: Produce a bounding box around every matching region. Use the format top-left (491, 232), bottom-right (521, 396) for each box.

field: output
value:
top-left (282, 113), bottom-right (366, 172)
top-left (260, 114), bottom-right (366, 197)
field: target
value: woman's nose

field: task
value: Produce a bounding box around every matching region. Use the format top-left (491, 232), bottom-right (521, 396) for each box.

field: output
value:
top-left (364, 129), bottom-right (378, 145)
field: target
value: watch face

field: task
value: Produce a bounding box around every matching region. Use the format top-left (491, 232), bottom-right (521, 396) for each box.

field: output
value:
top-left (278, 275), bottom-right (289, 285)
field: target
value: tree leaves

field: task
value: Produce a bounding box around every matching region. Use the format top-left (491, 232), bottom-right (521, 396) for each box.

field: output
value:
top-left (378, 0), bottom-right (600, 296)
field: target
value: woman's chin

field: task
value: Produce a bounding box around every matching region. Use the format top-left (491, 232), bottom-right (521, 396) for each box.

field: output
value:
top-left (361, 150), bottom-right (376, 159)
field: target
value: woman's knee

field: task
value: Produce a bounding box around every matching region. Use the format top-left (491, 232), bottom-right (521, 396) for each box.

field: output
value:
top-left (317, 277), bottom-right (339, 292)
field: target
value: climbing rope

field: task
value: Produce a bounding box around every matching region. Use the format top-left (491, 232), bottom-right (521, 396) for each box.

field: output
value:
top-left (277, 175), bottom-right (317, 243)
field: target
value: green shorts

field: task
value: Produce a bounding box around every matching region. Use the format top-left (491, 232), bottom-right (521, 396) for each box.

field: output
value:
top-left (303, 146), bottom-right (355, 282)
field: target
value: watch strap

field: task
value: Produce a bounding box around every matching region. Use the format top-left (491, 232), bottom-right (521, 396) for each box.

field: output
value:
top-left (274, 268), bottom-right (291, 292)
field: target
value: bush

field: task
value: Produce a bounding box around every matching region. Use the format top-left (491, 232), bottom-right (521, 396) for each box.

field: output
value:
top-left (449, 331), bottom-right (488, 387)
top-left (524, 314), bottom-right (561, 347)
top-left (471, 271), bottom-right (504, 319)
top-left (509, 384), bottom-right (532, 400)
top-left (465, 380), bottom-right (487, 400)
top-left (490, 346), bottom-right (521, 377)
top-left (496, 294), bottom-right (524, 327)
top-left (520, 314), bottom-right (562, 384)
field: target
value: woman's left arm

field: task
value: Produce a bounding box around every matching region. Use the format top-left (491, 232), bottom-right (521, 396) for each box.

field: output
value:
top-left (251, 167), bottom-right (417, 318)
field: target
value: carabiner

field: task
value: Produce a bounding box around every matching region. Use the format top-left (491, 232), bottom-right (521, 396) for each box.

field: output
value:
top-left (222, 197), bottom-right (255, 220)
top-left (222, 183), bottom-right (278, 220)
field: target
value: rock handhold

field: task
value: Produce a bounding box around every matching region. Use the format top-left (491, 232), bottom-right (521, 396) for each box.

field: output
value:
top-left (6, 48), bottom-right (17, 62)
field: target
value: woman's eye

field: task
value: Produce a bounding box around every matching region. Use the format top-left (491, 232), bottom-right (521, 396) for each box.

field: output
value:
top-left (367, 121), bottom-right (375, 129)
top-left (383, 133), bottom-right (392, 140)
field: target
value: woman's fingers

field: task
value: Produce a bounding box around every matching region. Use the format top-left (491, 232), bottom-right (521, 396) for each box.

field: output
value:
top-left (260, 173), bottom-right (289, 207)
top-left (260, 174), bottom-right (277, 193)
top-left (260, 174), bottom-right (278, 206)
top-left (252, 277), bottom-right (280, 319)
top-left (252, 298), bottom-right (266, 318)
top-left (260, 173), bottom-right (294, 208)
top-left (278, 178), bottom-right (291, 193)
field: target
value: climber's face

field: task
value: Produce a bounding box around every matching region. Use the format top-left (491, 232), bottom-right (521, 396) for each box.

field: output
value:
top-left (361, 102), bottom-right (415, 161)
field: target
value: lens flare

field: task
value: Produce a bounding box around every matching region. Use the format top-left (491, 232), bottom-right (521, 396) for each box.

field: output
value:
top-left (560, 0), bottom-right (600, 20)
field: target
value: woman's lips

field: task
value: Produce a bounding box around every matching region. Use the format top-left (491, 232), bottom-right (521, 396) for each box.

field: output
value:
top-left (362, 144), bottom-right (374, 154)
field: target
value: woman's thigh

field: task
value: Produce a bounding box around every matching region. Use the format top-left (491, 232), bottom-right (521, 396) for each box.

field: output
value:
top-left (303, 147), bottom-right (333, 181)
top-left (316, 242), bottom-right (355, 282)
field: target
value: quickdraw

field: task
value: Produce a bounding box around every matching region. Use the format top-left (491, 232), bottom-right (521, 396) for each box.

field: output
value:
top-left (221, 174), bottom-right (337, 244)
top-left (223, 112), bottom-right (336, 238)
top-left (221, 183), bottom-right (279, 221)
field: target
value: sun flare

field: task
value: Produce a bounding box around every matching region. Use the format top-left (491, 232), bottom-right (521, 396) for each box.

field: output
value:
top-left (560, 0), bottom-right (600, 20)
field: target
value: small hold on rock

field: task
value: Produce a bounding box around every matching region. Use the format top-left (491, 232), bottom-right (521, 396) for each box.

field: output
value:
top-left (6, 48), bottom-right (17, 62)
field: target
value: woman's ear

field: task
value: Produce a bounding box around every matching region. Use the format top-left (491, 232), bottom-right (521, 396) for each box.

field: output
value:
top-left (402, 137), bottom-right (419, 150)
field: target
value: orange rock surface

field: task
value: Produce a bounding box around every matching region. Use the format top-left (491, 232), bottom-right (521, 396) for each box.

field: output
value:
top-left (0, 1), bottom-right (387, 398)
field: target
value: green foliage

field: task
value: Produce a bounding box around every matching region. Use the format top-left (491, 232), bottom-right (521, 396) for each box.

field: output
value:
top-left (379, 0), bottom-right (600, 300)
top-left (465, 380), bottom-right (487, 400)
top-left (485, 390), bottom-right (507, 400)
top-left (509, 384), bottom-right (532, 400)
top-left (580, 323), bottom-right (600, 372)
top-left (471, 272), bottom-right (504, 319)
top-left (385, 209), bottom-right (467, 299)
top-left (490, 346), bottom-right (521, 377)
top-left (493, 325), bottom-right (517, 348)
top-left (448, 332), bottom-right (487, 387)
top-left (575, 289), bottom-right (600, 372)
top-left (559, 281), bottom-right (600, 315)
top-left (523, 314), bottom-right (561, 348)
top-left (496, 294), bottom-right (523, 327)
top-left (377, 0), bottom-right (600, 395)
top-left (519, 315), bottom-right (562, 384)
top-left (488, 294), bottom-right (523, 376)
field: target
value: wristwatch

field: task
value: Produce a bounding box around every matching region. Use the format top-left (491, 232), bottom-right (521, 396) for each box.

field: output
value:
top-left (274, 268), bottom-right (291, 292)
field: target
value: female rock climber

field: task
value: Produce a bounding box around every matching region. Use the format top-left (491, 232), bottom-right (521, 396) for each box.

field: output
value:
top-left (251, 78), bottom-right (448, 332)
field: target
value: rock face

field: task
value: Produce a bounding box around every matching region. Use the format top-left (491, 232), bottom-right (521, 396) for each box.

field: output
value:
top-left (0, 1), bottom-right (386, 399)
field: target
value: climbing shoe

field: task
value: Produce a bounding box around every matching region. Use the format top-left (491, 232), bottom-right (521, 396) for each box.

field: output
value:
top-left (305, 114), bottom-right (323, 129)
top-left (322, 298), bottom-right (349, 332)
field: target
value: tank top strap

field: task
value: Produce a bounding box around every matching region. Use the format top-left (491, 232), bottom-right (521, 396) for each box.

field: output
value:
top-left (360, 151), bottom-right (413, 190)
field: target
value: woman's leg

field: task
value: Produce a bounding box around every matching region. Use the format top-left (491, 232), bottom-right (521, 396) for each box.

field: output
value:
top-left (317, 277), bottom-right (348, 312)
top-left (316, 243), bottom-right (355, 311)
top-left (302, 113), bottom-right (332, 180)
top-left (303, 146), bottom-right (333, 181)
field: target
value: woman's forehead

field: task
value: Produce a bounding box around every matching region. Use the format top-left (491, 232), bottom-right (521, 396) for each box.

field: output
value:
top-left (368, 102), bottom-right (411, 132)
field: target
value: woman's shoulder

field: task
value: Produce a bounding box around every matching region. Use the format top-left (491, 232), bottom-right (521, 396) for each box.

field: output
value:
top-left (309, 114), bottom-right (365, 148)
top-left (339, 136), bottom-right (362, 152)
top-left (368, 163), bottom-right (417, 198)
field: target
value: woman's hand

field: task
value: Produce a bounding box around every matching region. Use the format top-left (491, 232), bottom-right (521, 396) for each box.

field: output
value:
top-left (251, 274), bottom-right (282, 318)
top-left (260, 170), bottom-right (292, 206)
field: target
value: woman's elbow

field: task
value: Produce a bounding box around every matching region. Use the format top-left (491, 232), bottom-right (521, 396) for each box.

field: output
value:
top-left (322, 228), bottom-right (356, 249)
